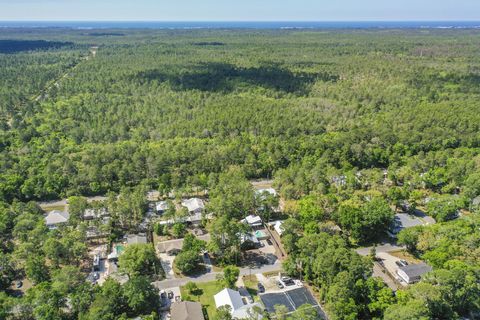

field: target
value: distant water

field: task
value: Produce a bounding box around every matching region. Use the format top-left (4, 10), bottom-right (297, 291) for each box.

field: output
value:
top-left (1, 21), bottom-right (480, 30)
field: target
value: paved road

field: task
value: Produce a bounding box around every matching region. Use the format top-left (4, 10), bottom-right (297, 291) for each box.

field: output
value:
top-left (152, 262), bottom-right (282, 289)
top-left (356, 242), bottom-right (404, 256)
top-left (372, 262), bottom-right (399, 291)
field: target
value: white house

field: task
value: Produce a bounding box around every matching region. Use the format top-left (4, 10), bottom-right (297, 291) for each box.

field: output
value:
top-left (214, 288), bottom-right (262, 319)
top-left (181, 198), bottom-right (205, 214)
top-left (241, 214), bottom-right (263, 228)
top-left (396, 263), bottom-right (432, 284)
top-left (240, 232), bottom-right (260, 246)
top-left (273, 220), bottom-right (284, 236)
top-left (155, 201), bottom-right (169, 214)
top-left (83, 208), bottom-right (108, 220)
top-left (255, 188), bottom-right (277, 197)
top-left (45, 210), bottom-right (70, 229)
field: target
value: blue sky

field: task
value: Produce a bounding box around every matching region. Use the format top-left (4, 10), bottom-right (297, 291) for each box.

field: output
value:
top-left (1, 0), bottom-right (479, 21)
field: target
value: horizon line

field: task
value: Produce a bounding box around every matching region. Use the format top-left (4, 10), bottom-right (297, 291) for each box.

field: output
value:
top-left (1, 19), bottom-right (480, 22)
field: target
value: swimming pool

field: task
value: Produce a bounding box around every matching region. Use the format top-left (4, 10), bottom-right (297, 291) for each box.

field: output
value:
top-left (255, 230), bottom-right (268, 239)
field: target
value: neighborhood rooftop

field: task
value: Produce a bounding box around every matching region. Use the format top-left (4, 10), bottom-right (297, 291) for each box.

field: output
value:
top-left (126, 234), bottom-right (147, 245)
top-left (398, 263), bottom-right (432, 279)
top-left (156, 200), bottom-right (169, 212)
top-left (45, 210), bottom-right (70, 226)
top-left (214, 288), bottom-right (262, 319)
top-left (181, 198), bottom-right (205, 212)
top-left (170, 301), bottom-right (205, 320)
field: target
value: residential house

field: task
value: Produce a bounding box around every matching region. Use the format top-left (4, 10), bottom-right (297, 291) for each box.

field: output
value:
top-left (331, 175), bottom-right (347, 187)
top-left (273, 220), bottom-right (284, 236)
top-left (471, 195), bottom-right (480, 211)
top-left (214, 288), bottom-right (263, 319)
top-left (126, 234), bottom-right (147, 245)
top-left (240, 232), bottom-right (260, 249)
top-left (241, 214), bottom-right (263, 229)
top-left (85, 226), bottom-right (109, 240)
top-left (255, 188), bottom-right (277, 197)
top-left (83, 208), bottom-right (109, 220)
top-left (396, 263), bottom-right (432, 284)
top-left (170, 301), bottom-right (205, 320)
top-left (181, 198), bottom-right (205, 214)
top-left (45, 210), bottom-right (70, 229)
top-left (146, 190), bottom-right (161, 202)
top-left (156, 201), bottom-right (169, 214)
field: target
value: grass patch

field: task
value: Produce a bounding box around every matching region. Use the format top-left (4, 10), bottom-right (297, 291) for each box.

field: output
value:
top-left (243, 275), bottom-right (260, 301)
top-left (243, 274), bottom-right (258, 288)
top-left (40, 205), bottom-right (66, 212)
top-left (389, 250), bottom-right (423, 263)
top-left (211, 264), bottom-right (223, 272)
top-left (263, 270), bottom-right (281, 278)
top-left (180, 280), bottom-right (224, 319)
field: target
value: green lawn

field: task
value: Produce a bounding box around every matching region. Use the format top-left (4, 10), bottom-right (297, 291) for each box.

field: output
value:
top-left (180, 280), bottom-right (225, 319)
top-left (242, 275), bottom-right (260, 302)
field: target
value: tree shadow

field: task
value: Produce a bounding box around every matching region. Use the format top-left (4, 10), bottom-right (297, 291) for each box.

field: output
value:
top-left (0, 40), bottom-right (73, 54)
top-left (136, 62), bottom-right (337, 94)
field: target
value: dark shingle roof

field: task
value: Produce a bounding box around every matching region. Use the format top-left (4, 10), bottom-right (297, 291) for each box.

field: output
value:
top-left (399, 263), bottom-right (432, 278)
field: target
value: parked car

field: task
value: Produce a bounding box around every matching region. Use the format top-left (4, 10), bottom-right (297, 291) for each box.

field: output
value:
top-left (257, 282), bottom-right (265, 293)
top-left (395, 260), bottom-right (408, 267)
top-left (15, 281), bottom-right (23, 289)
top-left (167, 291), bottom-right (174, 299)
top-left (160, 290), bottom-right (167, 299)
top-left (266, 239), bottom-right (273, 246)
top-left (93, 272), bottom-right (100, 280)
top-left (276, 281), bottom-right (284, 289)
top-left (167, 248), bottom-right (181, 256)
top-left (281, 276), bottom-right (295, 286)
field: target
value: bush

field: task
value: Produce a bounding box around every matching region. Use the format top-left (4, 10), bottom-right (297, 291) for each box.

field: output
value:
top-left (153, 223), bottom-right (163, 236)
top-left (172, 223), bottom-right (186, 238)
top-left (175, 250), bottom-right (202, 275)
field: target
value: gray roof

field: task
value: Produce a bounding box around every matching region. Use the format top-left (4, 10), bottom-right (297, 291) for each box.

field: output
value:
top-left (45, 210), bottom-right (70, 225)
top-left (181, 198), bottom-right (205, 212)
top-left (156, 201), bottom-right (169, 212)
top-left (126, 234), bottom-right (147, 245)
top-left (170, 301), bottom-right (205, 320)
top-left (472, 196), bottom-right (480, 206)
top-left (83, 208), bottom-right (108, 219)
top-left (399, 263), bottom-right (432, 278)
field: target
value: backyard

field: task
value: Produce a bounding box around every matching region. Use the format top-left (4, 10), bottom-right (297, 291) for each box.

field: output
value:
top-left (180, 281), bottom-right (224, 319)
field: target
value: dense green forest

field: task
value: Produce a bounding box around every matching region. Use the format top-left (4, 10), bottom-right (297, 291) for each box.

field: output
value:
top-left (2, 28), bottom-right (480, 201)
top-left (1, 28), bottom-right (480, 319)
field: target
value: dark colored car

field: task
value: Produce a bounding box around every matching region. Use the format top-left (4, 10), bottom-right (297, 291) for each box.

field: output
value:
top-left (160, 290), bottom-right (167, 299)
top-left (15, 281), bottom-right (23, 289)
top-left (168, 291), bottom-right (174, 299)
top-left (257, 282), bottom-right (265, 293)
top-left (167, 248), bottom-right (181, 256)
top-left (281, 276), bottom-right (295, 286)
top-left (395, 260), bottom-right (408, 267)
top-left (266, 239), bottom-right (273, 246)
